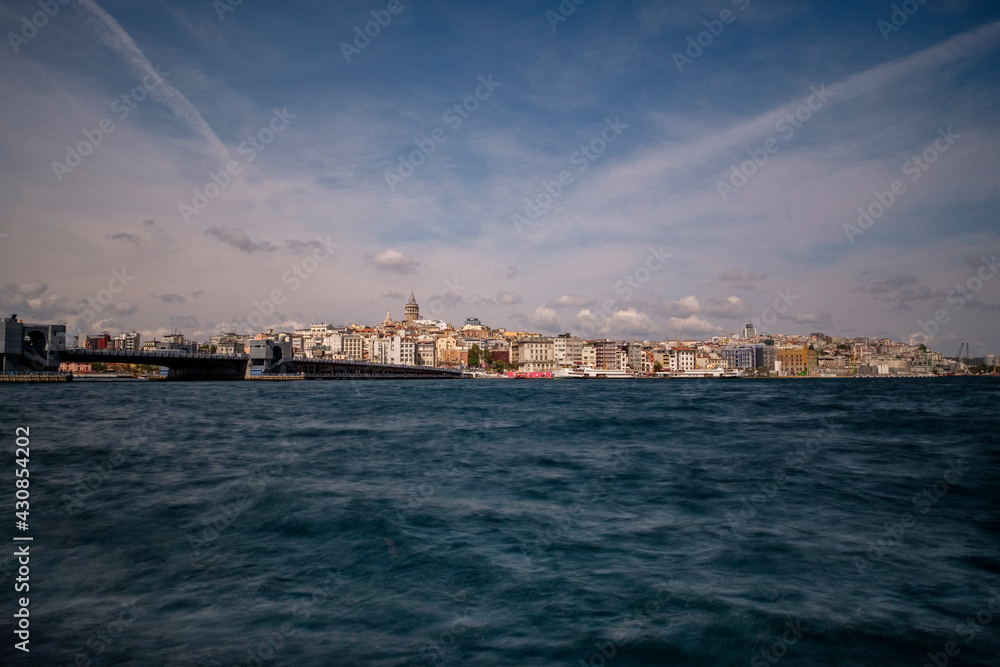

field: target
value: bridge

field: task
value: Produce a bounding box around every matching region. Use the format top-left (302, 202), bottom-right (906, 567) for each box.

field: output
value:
top-left (2, 317), bottom-right (462, 380)
top-left (60, 348), bottom-right (249, 380)
top-left (58, 348), bottom-right (463, 380)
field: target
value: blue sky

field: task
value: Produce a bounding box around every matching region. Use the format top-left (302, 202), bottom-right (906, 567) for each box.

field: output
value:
top-left (1, 0), bottom-right (998, 353)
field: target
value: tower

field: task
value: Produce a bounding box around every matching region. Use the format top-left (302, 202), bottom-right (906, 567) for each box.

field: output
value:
top-left (405, 290), bottom-right (419, 322)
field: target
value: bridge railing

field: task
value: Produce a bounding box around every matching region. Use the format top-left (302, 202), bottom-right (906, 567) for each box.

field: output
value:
top-left (61, 348), bottom-right (460, 374)
top-left (64, 348), bottom-right (248, 360)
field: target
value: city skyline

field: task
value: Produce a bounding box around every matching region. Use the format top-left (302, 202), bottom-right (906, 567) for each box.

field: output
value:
top-left (1, 1), bottom-right (998, 353)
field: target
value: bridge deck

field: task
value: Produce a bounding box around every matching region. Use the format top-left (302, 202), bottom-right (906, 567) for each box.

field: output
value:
top-left (59, 348), bottom-right (463, 379)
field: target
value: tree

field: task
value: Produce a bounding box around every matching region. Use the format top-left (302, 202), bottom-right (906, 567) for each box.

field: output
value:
top-left (468, 344), bottom-right (482, 367)
top-left (91, 362), bottom-right (106, 372)
top-left (653, 362), bottom-right (663, 373)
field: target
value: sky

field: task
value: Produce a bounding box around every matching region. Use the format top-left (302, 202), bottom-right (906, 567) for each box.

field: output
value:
top-left (1, 0), bottom-right (998, 354)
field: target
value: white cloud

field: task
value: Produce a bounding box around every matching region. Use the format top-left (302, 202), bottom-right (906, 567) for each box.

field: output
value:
top-left (551, 294), bottom-right (593, 308)
top-left (604, 308), bottom-right (658, 337)
top-left (529, 306), bottom-right (561, 332)
top-left (703, 296), bottom-right (748, 318)
top-left (667, 315), bottom-right (718, 335)
top-left (367, 249), bottom-right (420, 274)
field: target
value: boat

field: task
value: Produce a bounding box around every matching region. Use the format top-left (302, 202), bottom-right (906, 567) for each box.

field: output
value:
top-left (553, 367), bottom-right (635, 379)
top-left (667, 367), bottom-right (744, 379)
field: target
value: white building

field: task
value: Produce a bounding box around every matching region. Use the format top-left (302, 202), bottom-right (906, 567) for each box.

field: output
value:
top-left (516, 337), bottom-right (556, 372)
top-left (553, 335), bottom-right (583, 368)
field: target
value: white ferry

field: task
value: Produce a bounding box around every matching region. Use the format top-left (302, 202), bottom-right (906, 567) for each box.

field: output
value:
top-left (665, 367), bottom-right (744, 379)
top-left (553, 367), bottom-right (635, 379)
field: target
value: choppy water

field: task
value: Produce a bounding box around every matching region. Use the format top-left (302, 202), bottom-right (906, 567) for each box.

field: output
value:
top-left (1, 378), bottom-right (998, 666)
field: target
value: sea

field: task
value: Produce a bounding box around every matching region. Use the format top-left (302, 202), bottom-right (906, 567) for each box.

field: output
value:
top-left (1, 377), bottom-right (998, 666)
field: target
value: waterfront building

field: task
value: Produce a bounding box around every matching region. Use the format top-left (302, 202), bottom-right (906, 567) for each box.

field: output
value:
top-left (776, 346), bottom-right (819, 375)
top-left (516, 337), bottom-right (555, 373)
top-left (720, 344), bottom-right (775, 371)
top-left (342, 334), bottom-right (364, 360)
top-left (592, 340), bottom-right (625, 370)
top-left (415, 340), bottom-right (437, 367)
top-left (553, 334), bottom-right (583, 368)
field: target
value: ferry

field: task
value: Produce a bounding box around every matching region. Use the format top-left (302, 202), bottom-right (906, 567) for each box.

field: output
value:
top-left (553, 367), bottom-right (635, 379)
top-left (663, 367), bottom-right (744, 379)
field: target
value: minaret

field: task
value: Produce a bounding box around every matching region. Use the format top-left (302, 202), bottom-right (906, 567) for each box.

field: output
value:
top-left (405, 289), bottom-right (419, 322)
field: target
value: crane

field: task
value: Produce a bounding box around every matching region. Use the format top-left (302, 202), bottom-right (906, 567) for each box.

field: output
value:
top-left (955, 342), bottom-right (970, 375)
